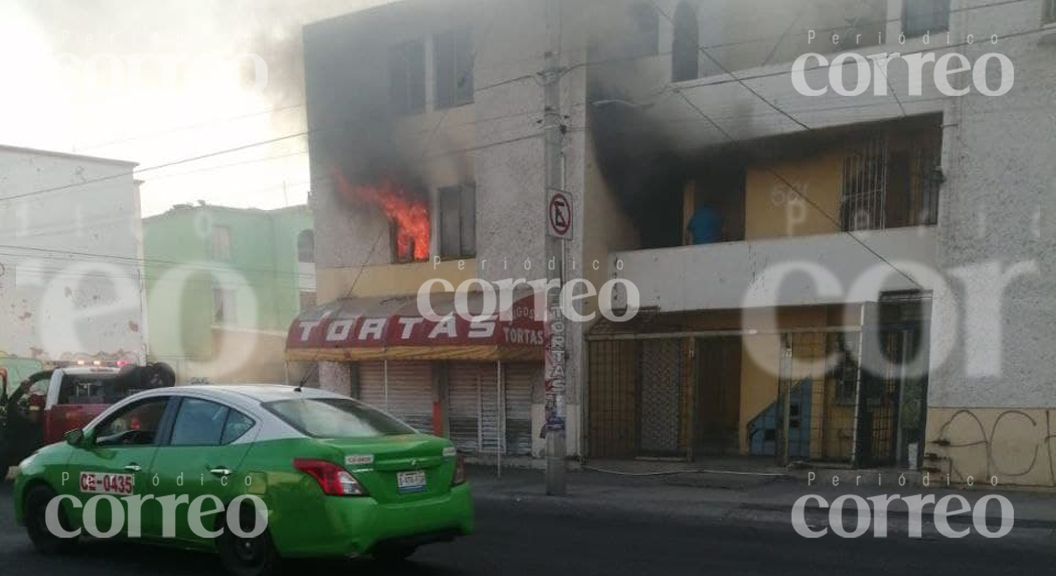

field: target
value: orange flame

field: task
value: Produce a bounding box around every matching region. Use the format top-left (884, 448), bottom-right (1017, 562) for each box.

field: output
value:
top-left (333, 171), bottom-right (430, 262)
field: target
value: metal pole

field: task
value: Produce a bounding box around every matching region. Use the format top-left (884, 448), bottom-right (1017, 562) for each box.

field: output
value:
top-left (476, 370), bottom-right (483, 453)
top-left (497, 360), bottom-right (503, 479)
top-left (850, 303), bottom-right (866, 467)
top-left (543, 0), bottom-right (567, 496)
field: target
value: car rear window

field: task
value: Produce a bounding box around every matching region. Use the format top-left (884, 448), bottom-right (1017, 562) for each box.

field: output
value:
top-left (263, 398), bottom-right (416, 438)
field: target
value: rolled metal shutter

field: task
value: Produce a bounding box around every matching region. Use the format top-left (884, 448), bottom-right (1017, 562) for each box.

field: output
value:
top-left (503, 363), bottom-right (537, 455)
top-left (480, 364), bottom-right (501, 455)
top-left (384, 361), bottom-right (433, 433)
top-left (448, 363), bottom-right (482, 453)
top-left (357, 362), bottom-right (387, 409)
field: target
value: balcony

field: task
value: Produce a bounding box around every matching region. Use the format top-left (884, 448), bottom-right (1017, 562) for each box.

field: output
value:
top-left (609, 227), bottom-right (937, 313)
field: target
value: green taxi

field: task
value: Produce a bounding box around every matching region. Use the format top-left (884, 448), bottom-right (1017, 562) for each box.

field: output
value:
top-left (13, 384), bottom-right (473, 575)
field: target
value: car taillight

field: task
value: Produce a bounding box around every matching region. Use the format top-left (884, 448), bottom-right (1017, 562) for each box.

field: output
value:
top-left (452, 453), bottom-right (466, 486)
top-left (293, 459), bottom-right (367, 496)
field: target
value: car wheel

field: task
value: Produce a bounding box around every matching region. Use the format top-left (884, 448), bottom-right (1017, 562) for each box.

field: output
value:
top-left (217, 505), bottom-right (280, 576)
top-left (24, 485), bottom-right (79, 554)
top-left (372, 545), bottom-right (417, 564)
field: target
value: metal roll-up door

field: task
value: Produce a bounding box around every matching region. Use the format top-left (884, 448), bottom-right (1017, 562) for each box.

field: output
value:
top-left (480, 364), bottom-right (501, 455)
top-left (384, 361), bottom-right (434, 433)
top-left (503, 363), bottom-right (537, 455)
top-left (447, 362), bottom-right (500, 454)
top-left (357, 362), bottom-right (387, 408)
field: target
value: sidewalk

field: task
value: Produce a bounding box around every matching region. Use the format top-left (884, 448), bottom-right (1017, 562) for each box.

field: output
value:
top-left (467, 464), bottom-right (1056, 537)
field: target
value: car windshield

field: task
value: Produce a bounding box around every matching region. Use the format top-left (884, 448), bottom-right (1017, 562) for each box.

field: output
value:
top-left (263, 398), bottom-right (416, 438)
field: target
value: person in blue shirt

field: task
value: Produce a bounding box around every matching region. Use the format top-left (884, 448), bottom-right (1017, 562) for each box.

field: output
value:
top-left (686, 204), bottom-right (722, 245)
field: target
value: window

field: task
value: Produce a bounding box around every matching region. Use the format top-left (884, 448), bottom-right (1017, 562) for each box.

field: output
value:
top-left (904, 0), bottom-right (950, 36)
top-left (170, 398), bottom-right (228, 445)
top-left (222, 410), bottom-right (256, 444)
top-left (438, 183), bottom-right (476, 259)
top-left (389, 40), bottom-right (426, 114)
top-left (840, 128), bottom-right (942, 231)
top-left (299, 290), bottom-right (317, 311)
top-left (263, 398), bottom-right (416, 438)
top-left (671, 1), bottom-right (699, 82)
top-left (1047, 0), bottom-right (1056, 24)
top-left (94, 397), bottom-right (169, 446)
top-left (297, 229), bottom-right (314, 263)
top-left (840, 135), bottom-right (889, 231)
top-left (628, 2), bottom-right (659, 57)
top-left (434, 26), bottom-right (474, 109)
top-left (210, 225), bottom-right (231, 261)
top-left (213, 287), bottom-right (236, 325)
top-left (169, 398), bottom-right (255, 446)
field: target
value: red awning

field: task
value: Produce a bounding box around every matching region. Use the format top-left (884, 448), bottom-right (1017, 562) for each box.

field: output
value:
top-left (285, 292), bottom-right (544, 362)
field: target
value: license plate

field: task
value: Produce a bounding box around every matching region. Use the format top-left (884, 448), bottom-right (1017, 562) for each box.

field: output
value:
top-left (397, 470), bottom-right (426, 492)
top-left (80, 472), bottom-right (134, 495)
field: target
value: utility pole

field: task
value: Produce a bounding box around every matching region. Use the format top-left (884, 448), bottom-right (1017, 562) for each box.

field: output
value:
top-left (543, 0), bottom-right (567, 496)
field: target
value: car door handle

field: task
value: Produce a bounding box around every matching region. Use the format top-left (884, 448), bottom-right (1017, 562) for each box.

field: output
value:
top-left (209, 467), bottom-right (232, 477)
top-left (124, 464), bottom-right (142, 472)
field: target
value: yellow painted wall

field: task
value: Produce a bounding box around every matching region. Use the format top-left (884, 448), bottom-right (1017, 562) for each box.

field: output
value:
top-left (317, 259), bottom-right (478, 302)
top-left (582, 138), bottom-right (639, 324)
top-left (737, 306), bottom-right (832, 454)
top-left (744, 151), bottom-right (843, 240)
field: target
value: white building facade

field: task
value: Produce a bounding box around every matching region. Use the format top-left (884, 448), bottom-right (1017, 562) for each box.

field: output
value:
top-left (0, 145), bottom-right (147, 366)
top-left (295, 0), bottom-right (1056, 482)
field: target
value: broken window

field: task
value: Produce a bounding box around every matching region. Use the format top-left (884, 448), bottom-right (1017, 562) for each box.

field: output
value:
top-left (904, 0), bottom-right (950, 36)
top-left (434, 26), bottom-right (474, 109)
top-left (389, 39), bottom-right (426, 115)
top-left (671, 1), bottom-right (699, 82)
top-left (438, 183), bottom-right (476, 259)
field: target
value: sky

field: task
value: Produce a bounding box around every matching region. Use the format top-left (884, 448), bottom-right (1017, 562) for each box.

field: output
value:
top-left (0, 0), bottom-right (392, 216)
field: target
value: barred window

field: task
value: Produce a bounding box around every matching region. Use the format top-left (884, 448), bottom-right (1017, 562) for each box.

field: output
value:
top-left (840, 131), bottom-right (942, 231)
top-left (840, 135), bottom-right (888, 232)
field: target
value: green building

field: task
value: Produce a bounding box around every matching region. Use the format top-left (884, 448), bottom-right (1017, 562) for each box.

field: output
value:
top-left (143, 204), bottom-right (314, 384)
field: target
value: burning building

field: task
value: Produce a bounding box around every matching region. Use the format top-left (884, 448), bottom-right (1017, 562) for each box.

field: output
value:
top-left (289, 0), bottom-right (1056, 485)
top-left (332, 172), bottom-right (431, 263)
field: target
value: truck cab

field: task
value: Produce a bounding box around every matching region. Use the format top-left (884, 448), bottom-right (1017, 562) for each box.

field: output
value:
top-left (1, 363), bottom-right (175, 472)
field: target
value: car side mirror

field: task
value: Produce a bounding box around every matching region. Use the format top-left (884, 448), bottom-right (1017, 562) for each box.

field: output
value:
top-left (64, 428), bottom-right (85, 447)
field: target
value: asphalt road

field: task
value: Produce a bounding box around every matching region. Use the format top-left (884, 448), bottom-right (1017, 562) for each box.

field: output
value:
top-left (2, 482), bottom-right (1053, 576)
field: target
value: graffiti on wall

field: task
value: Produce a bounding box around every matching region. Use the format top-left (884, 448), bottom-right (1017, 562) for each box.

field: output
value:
top-left (929, 408), bottom-right (1056, 487)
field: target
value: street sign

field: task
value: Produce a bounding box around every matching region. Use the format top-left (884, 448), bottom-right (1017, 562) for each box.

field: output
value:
top-left (547, 191), bottom-right (572, 240)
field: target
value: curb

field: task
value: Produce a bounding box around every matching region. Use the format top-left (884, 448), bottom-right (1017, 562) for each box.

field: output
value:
top-left (471, 489), bottom-right (1056, 535)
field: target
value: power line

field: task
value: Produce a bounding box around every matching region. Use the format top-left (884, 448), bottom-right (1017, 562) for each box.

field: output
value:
top-left (666, 23), bottom-right (1048, 92)
top-left (76, 102), bottom-right (308, 152)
